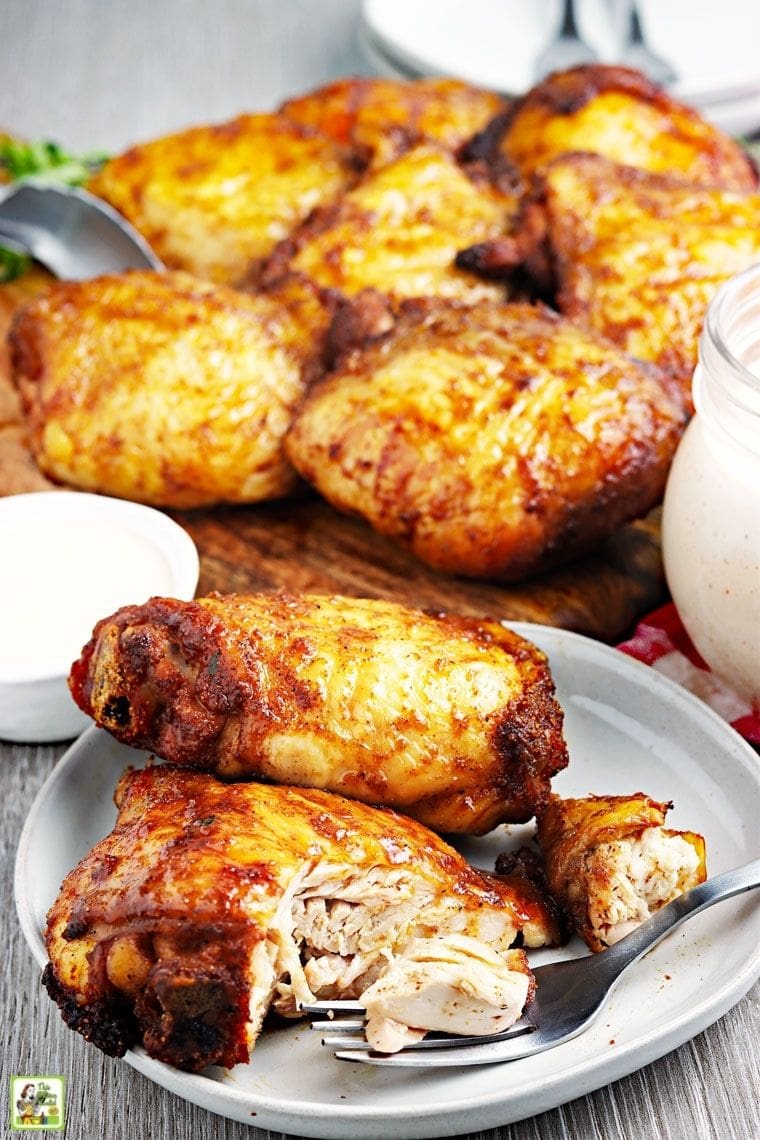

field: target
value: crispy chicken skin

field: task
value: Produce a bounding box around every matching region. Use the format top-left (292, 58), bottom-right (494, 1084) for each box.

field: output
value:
top-left (280, 76), bottom-right (506, 169)
top-left (535, 793), bottom-right (707, 951)
top-left (285, 299), bottom-right (687, 581)
top-left (9, 270), bottom-right (331, 507)
top-left (257, 145), bottom-right (514, 304)
top-left (539, 154), bottom-right (760, 393)
top-left (0, 265), bottom-right (58, 494)
top-left (462, 153), bottom-right (760, 395)
top-left (44, 766), bottom-right (558, 1069)
top-left (466, 65), bottom-right (757, 188)
top-left (69, 592), bottom-right (568, 835)
top-left (86, 113), bottom-right (358, 283)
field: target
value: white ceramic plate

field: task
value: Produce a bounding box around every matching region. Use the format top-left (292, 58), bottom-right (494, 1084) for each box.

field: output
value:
top-left (362, 0), bottom-right (760, 135)
top-left (14, 624), bottom-right (760, 1138)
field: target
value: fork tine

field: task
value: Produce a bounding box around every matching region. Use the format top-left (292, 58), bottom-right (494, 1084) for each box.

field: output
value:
top-left (321, 1019), bottom-right (536, 1052)
top-left (322, 1034), bottom-right (374, 1049)
top-left (299, 999), bottom-right (366, 1016)
top-left (335, 1030), bottom-right (548, 1067)
top-left (309, 1019), bottom-right (366, 1032)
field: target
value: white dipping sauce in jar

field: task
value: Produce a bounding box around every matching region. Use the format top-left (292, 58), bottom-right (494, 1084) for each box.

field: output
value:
top-left (662, 263), bottom-right (760, 705)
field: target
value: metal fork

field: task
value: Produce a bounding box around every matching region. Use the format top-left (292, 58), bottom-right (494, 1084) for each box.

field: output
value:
top-left (619, 2), bottom-right (678, 88)
top-left (302, 859), bottom-right (759, 1067)
top-left (532, 0), bottom-right (598, 83)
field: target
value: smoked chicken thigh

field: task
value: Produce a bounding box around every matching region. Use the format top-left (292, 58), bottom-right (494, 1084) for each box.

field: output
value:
top-left (44, 766), bottom-right (560, 1070)
top-left (285, 299), bottom-right (687, 581)
top-left (10, 270), bottom-right (330, 507)
top-left (533, 793), bottom-right (706, 952)
top-left (69, 592), bottom-right (568, 835)
top-left (86, 113), bottom-right (358, 284)
top-left (460, 153), bottom-right (760, 397)
top-left (532, 154), bottom-right (760, 394)
top-left (466, 64), bottom-right (757, 188)
top-left (257, 145), bottom-right (515, 304)
top-left (280, 75), bottom-right (506, 169)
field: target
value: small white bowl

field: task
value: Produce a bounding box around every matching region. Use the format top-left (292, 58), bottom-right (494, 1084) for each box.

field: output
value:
top-left (0, 491), bottom-right (199, 743)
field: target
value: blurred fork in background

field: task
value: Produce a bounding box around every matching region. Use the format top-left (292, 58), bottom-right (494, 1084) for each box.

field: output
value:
top-left (617, 1), bottom-right (678, 86)
top-left (535, 0), bottom-right (677, 88)
top-left (533, 0), bottom-right (598, 82)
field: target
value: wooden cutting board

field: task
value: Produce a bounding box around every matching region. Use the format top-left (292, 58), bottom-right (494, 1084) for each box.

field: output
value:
top-left (172, 497), bottom-right (664, 643)
top-left (0, 271), bottom-right (665, 643)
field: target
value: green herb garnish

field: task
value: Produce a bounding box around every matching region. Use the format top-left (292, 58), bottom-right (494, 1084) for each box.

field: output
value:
top-left (0, 136), bottom-right (110, 280)
top-left (0, 137), bottom-right (108, 186)
top-left (0, 244), bottom-right (31, 283)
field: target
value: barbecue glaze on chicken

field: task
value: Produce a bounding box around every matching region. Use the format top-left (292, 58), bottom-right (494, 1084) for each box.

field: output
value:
top-left (44, 767), bottom-right (560, 1069)
top-left (87, 113), bottom-right (359, 284)
top-left (69, 592), bottom-right (568, 835)
top-left (258, 145), bottom-right (515, 304)
top-left (10, 270), bottom-right (331, 507)
top-left (280, 75), bottom-right (506, 170)
top-left (460, 153), bottom-right (760, 397)
top-left (285, 299), bottom-right (687, 581)
top-left (466, 64), bottom-right (757, 188)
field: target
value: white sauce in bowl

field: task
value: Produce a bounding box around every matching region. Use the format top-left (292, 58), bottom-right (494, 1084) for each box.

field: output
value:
top-left (1, 518), bottom-right (175, 680)
top-left (0, 492), bottom-right (199, 687)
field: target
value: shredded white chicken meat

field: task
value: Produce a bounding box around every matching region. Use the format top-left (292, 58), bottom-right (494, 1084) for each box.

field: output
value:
top-left (254, 862), bottom-right (535, 1052)
top-left (574, 828), bottom-right (701, 947)
top-left (361, 935), bottom-right (531, 1052)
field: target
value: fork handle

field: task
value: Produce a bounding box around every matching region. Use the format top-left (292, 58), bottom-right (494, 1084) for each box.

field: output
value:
top-left (597, 858), bottom-right (760, 981)
top-left (558, 0), bottom-right (581, 38)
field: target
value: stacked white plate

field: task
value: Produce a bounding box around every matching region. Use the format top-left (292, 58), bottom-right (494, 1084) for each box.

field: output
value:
top-left (361, 0), bottom-right (760, 136)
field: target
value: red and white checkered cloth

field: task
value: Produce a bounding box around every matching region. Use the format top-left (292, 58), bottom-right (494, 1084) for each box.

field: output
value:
top-left (617, 603), bottom-right (760, 746)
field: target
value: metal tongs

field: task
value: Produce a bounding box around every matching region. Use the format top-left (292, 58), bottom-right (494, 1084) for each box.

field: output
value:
top-left (0, 180), bottom-right (162, 279)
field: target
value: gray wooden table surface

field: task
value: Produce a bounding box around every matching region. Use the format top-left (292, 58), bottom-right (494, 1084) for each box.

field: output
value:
top-left (1, 3), bottom-right (758, 1138)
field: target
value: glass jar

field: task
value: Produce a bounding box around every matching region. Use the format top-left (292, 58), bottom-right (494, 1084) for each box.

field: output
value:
top-left (662, 263), bottom-right (760, 705)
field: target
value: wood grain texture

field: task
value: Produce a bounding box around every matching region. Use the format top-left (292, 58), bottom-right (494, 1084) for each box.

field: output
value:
top-left (1, 3), bottom-right (758, 1138)
top-left (171, 497), bottom-right (665, 641)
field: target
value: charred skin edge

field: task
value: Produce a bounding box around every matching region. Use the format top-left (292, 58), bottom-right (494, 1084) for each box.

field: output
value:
top-left (70, 598), bottom-right (567, 831)
top-left (473, 617), bottom-right (569, 819)
top-left (42, 962), bottom-right (138, 1059)
top-left (324, 288), bottom-right (398, 368)
top-left (235, 267), bottom-right (346, 384)
top-left (254, 198), bottom-right (365, 294)
top-left (492, 848), bottom-right (571, 947)
top-left (44, 933), bottom-right (253, 1072)
top-left (408, 617), bottom-right (568, 834)
top-left (460, 69), bottom-right (671, 167)
top-left (461, 65), bottom-right (759, 189)
top-left (279, 77), bottom-right (510, 171)
top-left (42, 961), bottom-right (250, 1073)
top-left (455, 184), bottom-right (554, 293)
top-left (491, 671), bottom-right (568, 817)
top-left (254, 155), bottom-right (515, 301)
top-left (69, 597), bottom-right (232, 764)
top-left (134, 957), bottom-right (250, 1072)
